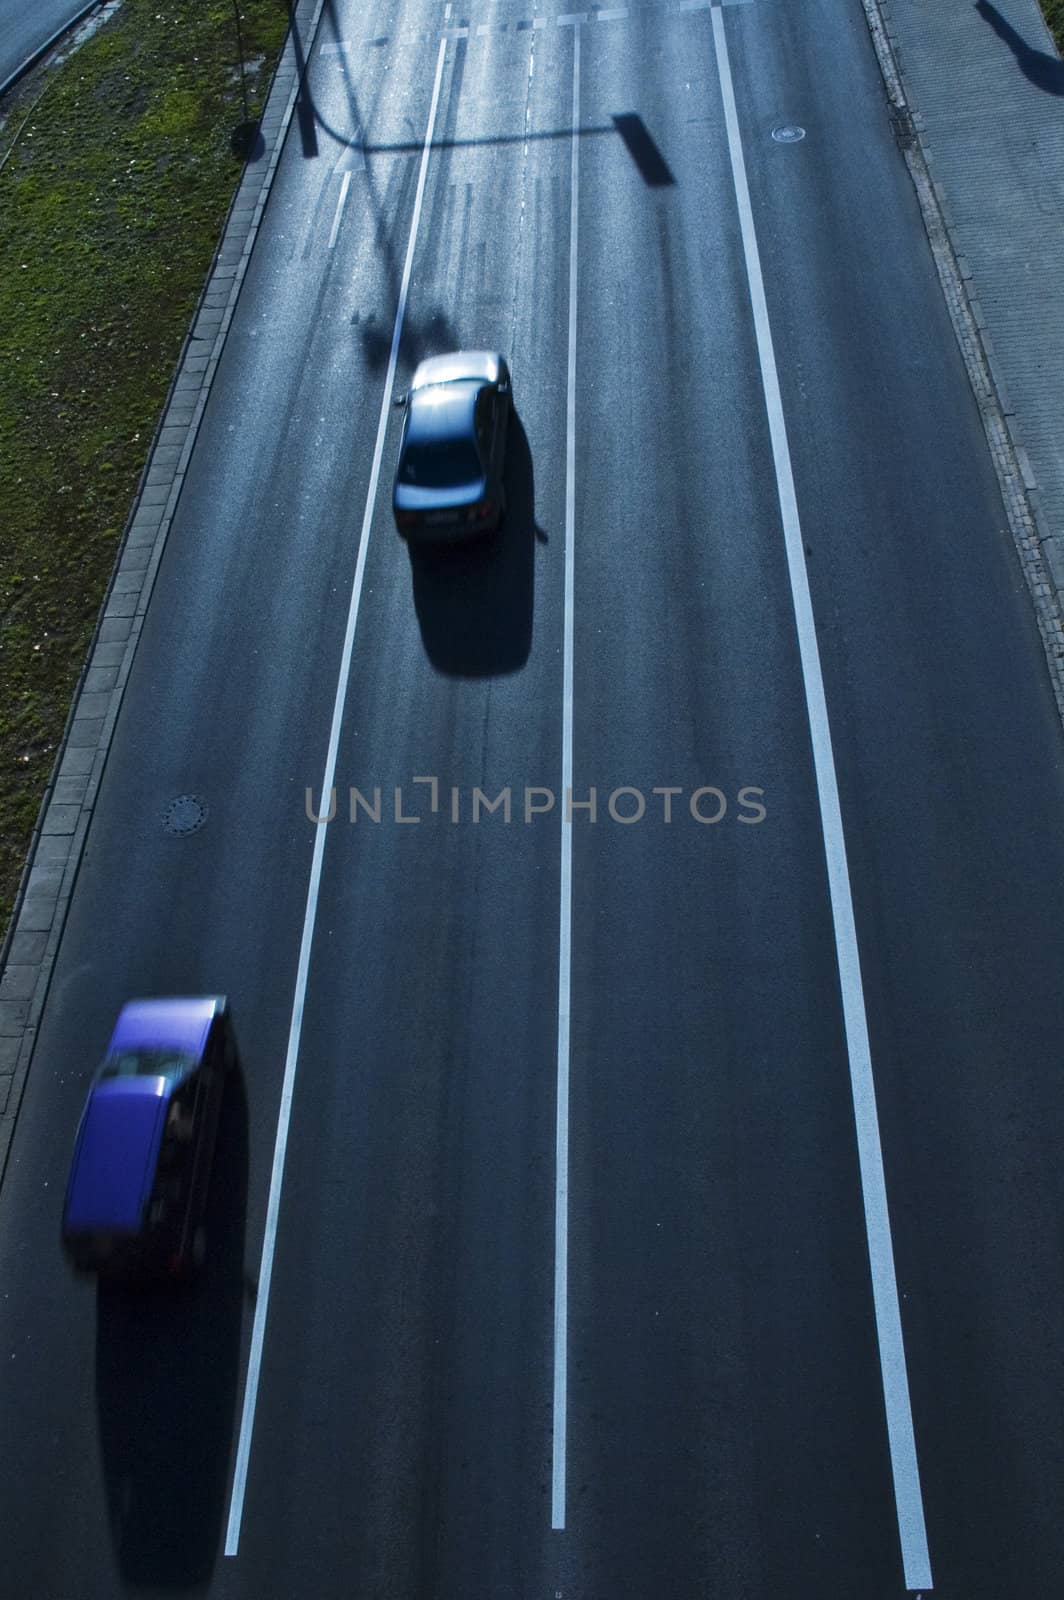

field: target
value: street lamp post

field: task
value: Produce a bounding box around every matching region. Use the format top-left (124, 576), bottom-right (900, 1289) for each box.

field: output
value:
top-left (229, 1), bottom-right (260, 158)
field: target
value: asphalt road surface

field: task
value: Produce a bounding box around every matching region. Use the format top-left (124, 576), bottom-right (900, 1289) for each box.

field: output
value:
top-left (2, 0), bottom-right (1064, 1595)
top-left (0, 0), bottom-right (92, 93)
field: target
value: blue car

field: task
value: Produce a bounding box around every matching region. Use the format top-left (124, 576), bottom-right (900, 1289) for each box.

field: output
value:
top-left (61, 996), bottom-right (237, 1280)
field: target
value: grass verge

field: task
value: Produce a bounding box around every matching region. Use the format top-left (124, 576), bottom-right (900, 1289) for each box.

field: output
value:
top-left (0, 0), bottom-right (289, 941)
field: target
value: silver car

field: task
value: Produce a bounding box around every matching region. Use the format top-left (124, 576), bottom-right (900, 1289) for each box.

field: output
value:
top-left (393, 351), bottom-right (513, 541)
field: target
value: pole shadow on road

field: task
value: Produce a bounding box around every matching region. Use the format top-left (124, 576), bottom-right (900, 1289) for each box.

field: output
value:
top-left (407, 410), bottom-right (545, 677)
top-left (285, 1), bottom-right (673, 374)
top-left (94, 1065), bottom-right (250, 1587)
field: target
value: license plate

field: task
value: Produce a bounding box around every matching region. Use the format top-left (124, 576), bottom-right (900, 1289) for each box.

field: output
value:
top-left (426, 510), bottom-right (457, 525)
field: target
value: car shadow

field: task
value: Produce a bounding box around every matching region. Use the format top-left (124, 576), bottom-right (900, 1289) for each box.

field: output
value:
top-left (407, 410), bottom-right (539, 677)
top-left (94, 1063), bottom-right (250, 1588)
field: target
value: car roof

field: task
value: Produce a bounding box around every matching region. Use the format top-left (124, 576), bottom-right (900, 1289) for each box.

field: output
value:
top-left (406, 380), bottom-right (479, 442)
top-left (107, 995), bottom-right (223, 1058)
top-left (63, 1078), bottom-right (170, 1232)
top-left (410, 350), bottom-right (504, 390)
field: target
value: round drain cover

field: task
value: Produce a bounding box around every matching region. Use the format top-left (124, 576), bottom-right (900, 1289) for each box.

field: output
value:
top-left (772, 124), bottom-right (806, 143)
top-left (163, 794), bottom-right (208, 836)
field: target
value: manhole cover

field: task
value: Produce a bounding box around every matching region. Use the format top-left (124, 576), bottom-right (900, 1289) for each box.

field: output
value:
top-left (163, 794), bottom-right (208, 836)
top-left (771, 124), bottom-right (806, 143)
top-left (889, 107), bottom-right (916, 150)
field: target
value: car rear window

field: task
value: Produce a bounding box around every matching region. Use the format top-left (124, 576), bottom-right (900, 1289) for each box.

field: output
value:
top-left (399, 435), bottom-right (483, 489)
top-left (99, 1048), bottom-right (196, 1081)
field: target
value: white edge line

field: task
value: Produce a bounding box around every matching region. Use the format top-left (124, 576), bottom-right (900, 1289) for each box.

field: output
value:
top-left (552, 15), bottom-right (580, 1537)
top-left (709, 8), bottom-right (932, 1591)
top-left (223, 28), bottom-right (451, 1559)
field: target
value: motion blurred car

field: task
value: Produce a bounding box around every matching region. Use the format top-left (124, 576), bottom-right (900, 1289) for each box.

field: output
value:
top-left (393, 351), bottom-right (512, 541)
top-left (61, 996), bottom-right (236, 1280)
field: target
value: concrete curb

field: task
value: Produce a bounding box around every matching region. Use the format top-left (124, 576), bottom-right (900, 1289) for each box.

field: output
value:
top-left (0, 0), bottom-right (328, 1181)
top-left (857, 0), bottom-right (1064, 723)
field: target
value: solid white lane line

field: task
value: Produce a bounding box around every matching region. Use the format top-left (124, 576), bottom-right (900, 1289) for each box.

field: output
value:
top-left (327, 170), bottom-right (352, 249)
top-left (708, 10), bottom-right (932, 1591)
top-left (552, 15), bottom-right (581, 1537)
top-left (223, 29), bottom-right (452, 1559)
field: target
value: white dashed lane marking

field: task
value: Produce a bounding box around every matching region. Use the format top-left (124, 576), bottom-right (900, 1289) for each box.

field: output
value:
top-left (327, 171), bottom-right (351, 248)
top-left (319, 0), bottom-right (751, 55)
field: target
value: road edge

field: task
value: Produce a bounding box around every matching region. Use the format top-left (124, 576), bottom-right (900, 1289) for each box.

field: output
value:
top-left (0, 0), bottom-right (102, 102)
top-left (0, 0), bottom-right (328, 1184)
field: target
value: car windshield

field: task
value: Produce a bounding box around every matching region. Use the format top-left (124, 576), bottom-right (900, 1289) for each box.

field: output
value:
top-left (399, 434), bottom-right (482, 489)
top-left (99, 1048), bottom-right (196, 1081)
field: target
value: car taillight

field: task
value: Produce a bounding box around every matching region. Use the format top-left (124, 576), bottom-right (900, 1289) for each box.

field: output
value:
top-left (467, 500), bottom-right (495, 523)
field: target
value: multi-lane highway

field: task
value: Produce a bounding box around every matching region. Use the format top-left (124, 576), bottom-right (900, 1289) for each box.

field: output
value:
top-left (1, 0), bottom-right (1064, 1594)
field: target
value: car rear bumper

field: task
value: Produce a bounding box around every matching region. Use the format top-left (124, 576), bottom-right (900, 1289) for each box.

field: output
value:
top-left (62, 1216), bottom-right (199, 1280)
